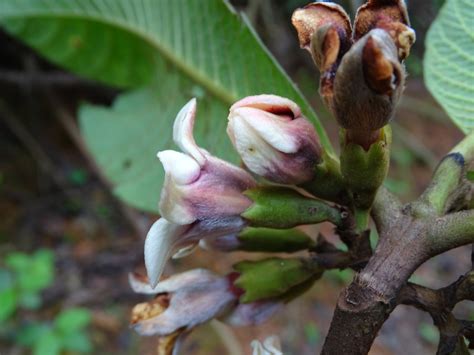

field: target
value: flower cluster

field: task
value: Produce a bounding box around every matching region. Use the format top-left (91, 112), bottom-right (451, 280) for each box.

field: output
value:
top-left (130, 0), bottom-right (415, 352)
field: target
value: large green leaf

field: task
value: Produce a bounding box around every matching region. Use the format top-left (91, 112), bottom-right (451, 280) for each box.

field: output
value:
top-left (0, 0), bottom-right (332, 212)
top-left (424, 0), bottom-right (474, 133)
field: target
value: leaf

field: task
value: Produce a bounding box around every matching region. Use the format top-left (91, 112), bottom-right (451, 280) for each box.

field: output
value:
top-left (33, 330), bottom-right (61, 355)
top-left (0, 0), bottom-right (332, 212)
top-left (54, 308), bottom-right (91, 334)
top-left (16, 250), bottom-right (54, 293)
top-left (61, 331), bottom-right (93, 353)
top-left (0, 288), bottom-right (17, 322)
top-left (424, 0), bottom-right (474, 133)
top-left (16, 323), bottom-right (50, 347)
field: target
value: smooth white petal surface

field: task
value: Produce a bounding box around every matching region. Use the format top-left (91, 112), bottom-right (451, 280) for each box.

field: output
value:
top-left (144, 219), bottom-right (187, 288)
top-left (172, 98), bottom-right (206, 165)
top-left (157, 150), bottom-right (200, 185)
top-left (230, 107), bottom-right (299, 153)
top-left (229, 115), bottom-right (279, 176)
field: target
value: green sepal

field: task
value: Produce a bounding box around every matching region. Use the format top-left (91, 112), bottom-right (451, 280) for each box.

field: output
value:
top-left (341, 126), bottom-right (392, 209)
top-left (242, 186), bottom-right (343, 228)
top-left (237, 227), bottom-right (316, 253)
top-left (301, 151), bottom-right (348, 204)
top-left (233, 257), bottom-right (319, 303)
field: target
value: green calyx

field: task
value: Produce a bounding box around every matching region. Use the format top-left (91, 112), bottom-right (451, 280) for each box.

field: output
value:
top-left (302, 150), bottom-right (349, 204)
top-left (242, 186), bottom-right (344, 228)
top-left (233, 257), bottom-right (323, 303)
top-left (237, 227), bottom-right (316, 253)
top-left (341, 126), bottom-right (392, 210)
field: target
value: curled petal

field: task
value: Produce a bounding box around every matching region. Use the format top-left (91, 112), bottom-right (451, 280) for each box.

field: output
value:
top-left (158, 150), bottom-right (201, 186)
top-left (172, 98), bottom-right (206, 166)
top-left (158, 150), bottom-right (199, 224)
top-left (291, 2), bottom-right (351, 52)
top-left (354, 0), bottom-right (415, 60)
top-left (129, 272), bottom-right (157, 294)
top-left (230, 94), bottom-right (301, 119)
top-left (133, 271), bottom-right (236, 336)
top-left (144, 219), bottom-right (189, 288)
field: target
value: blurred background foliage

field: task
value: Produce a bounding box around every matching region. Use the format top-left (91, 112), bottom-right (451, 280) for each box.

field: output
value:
top-left (0, 0), bottom-right (472, 354)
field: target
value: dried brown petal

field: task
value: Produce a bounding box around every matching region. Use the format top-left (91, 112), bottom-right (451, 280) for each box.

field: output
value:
top-left (354, 0), bottom-right (414, 59)
top-left (292, 2), bottom-right (352, 70)
top-left (363, 36), bottom-right (398, 95)
top-left (131, 294), bottom-right (170, 325)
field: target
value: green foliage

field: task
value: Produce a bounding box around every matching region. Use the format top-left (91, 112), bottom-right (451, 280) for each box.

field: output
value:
top-left (234, 257), bottom-right (320, 303)
top-left (0, 0), bottom-right (331, 212)
top-left (0, 250), bottom-right (93, 354)
top-left (0, 249), bottom-right (54, 320)
top-left (424, 0), bottom-right (474, 133)
top-left (15, 309), bottom-right (93, 355)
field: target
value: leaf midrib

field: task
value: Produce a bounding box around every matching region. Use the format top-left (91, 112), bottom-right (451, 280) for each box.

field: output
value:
top-left (2, 11), bottom-right (237, 105)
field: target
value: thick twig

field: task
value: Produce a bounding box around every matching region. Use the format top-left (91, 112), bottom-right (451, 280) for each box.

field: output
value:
top-left (371, 186), bottom-right (402, 233)
top-left (426, 210), bottom-right (474, 256)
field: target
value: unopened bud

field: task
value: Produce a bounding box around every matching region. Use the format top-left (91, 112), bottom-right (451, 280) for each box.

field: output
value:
top-left (227, 95), bottom-right (322, 185)
top-left (200, 226), bottom-right (316, 253)
top-left (332, 29), bottom-right (404, 148)
top-left (233, 257), bottom-right (322, 303)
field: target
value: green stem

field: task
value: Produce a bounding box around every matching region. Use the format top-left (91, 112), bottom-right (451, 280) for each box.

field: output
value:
top-left (412, 132), bottom-right (474, 218)
top-left (426, 210), bottom-right (474, 256)
top-left (354, 208), bottom-right (370, 233)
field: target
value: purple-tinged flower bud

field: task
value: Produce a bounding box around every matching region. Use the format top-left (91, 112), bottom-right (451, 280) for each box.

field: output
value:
top-left (129, 269), bottom-right (237, 336)
top-left (227, 95), bottom-right (322, 185)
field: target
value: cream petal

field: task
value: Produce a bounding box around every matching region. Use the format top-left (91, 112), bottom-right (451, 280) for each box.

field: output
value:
top-left (144, 219), bottom-right (188, 288)
top-left (230, 107), bottom-right (299, 153)
top-left (229, 114), bottom-right (281, 177)
top-left (157, 150), bottom-right (201, 185)
top-left (172, 98), bottom-right (206, 166)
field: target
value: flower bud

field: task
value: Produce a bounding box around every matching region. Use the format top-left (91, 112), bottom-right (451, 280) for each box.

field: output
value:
top-left (227, 95), bottom-right (322, 185)
top-left (200, 226), bottom-right (316, 253)
top-left (233, 257), bottom-right (322, 303)
top-left (332, 29), bottom-right (404, 147)
top-left (242, 186), bottom-right (344, 229)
